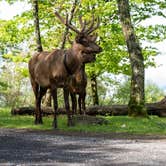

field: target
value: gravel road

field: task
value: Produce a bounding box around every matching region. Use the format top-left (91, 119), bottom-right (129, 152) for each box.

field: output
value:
top-left (0, 128), bottom-right (165, 166)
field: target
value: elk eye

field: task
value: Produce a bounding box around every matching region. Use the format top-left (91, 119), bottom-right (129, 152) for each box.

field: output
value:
top-left (82, 38), bottom-right (87, 42)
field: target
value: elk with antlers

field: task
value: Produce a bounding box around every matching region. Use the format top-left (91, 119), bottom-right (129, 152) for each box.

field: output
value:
top-left (28, 11), bottom-right (102, 128)
top-left (66, 34), bottom-right (90, 115)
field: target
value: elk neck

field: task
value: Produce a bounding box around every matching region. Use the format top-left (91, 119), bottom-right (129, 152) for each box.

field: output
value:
top-left (64, 48), bottom-right (81, 75)
top-left (75, 63), bottom-right (86, 84)
top-left (63, 52), bottom-right (72, 75)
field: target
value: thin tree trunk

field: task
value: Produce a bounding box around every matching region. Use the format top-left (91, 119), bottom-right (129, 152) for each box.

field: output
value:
top-left (91, 74), bottom-right (99, 105)
top-left (117, 0), bottom-right (147, 116)
top-left (32, 0), bottom-right (43, 52)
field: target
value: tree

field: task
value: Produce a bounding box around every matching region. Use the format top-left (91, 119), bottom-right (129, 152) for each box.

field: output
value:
top-left (117, 0), bottom-right (147, 116)
top-left (32, 0), bottom-right (43, 52)
top-left (90, 73), bottom-right (99, 105)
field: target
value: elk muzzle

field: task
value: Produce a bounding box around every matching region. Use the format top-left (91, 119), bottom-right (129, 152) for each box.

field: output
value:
top-left (83, 45), bottom-right (102, 54)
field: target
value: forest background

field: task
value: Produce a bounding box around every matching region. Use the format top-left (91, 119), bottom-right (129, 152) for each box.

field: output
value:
top-left (0, 0), bottom-right (166, 110)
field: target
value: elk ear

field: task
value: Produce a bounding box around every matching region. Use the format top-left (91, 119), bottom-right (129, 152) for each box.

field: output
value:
top-left (90, 33), bottom-right (98, 42)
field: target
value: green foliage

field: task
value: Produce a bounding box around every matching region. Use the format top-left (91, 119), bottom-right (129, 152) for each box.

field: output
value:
top-left (82, 74), bottom-right (165, 106)
top-left (3, 53), bottom-right (30, 63)
top-left (0, 62), bottom-right (33, 107)
top-left (107, 77), bottom-right (165, 105)
top-left (0, 81), bottom-right (8, 90)
top-left (137, 25), bottom-right (166, 42)
top-left (1, 0), bottom-right (165, 76)
top-left (145, 81), bottom-right (165, 103)
top-left (0, 15), bottom-right (33, 54)
top-left (112, 77), bottom-right (131, 104)
top-left (131, 0), bottom-right (166, 23)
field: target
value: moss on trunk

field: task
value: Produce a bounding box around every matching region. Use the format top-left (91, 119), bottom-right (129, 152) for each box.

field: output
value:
top-left (128, 99), bottom-right (148, 117)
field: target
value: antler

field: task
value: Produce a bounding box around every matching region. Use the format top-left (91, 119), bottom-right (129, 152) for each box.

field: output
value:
top-left (86, 16), bottom-right (100, 34)
top-left (67, 33), bottom-right (73, 44)
top-left (79, 16), bottom-right (86, 32)
top-left (55, 10), bottom-right (100, 35)
top-left (55, 11), bottom-right (80, 34)
top-left (79, 15), bottom-right (100, 35)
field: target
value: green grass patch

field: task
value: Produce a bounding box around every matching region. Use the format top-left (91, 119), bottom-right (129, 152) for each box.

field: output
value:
top-left (0, 107), bottom-right (166, 135)
top-left (0, 107), bottom-right (52, 130)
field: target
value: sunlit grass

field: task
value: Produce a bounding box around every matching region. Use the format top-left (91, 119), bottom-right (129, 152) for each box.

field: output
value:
top-left (0, 107), bottom-right (52, 130)
top-left (0, 107), bottom-right (166, 135)
top-left (59, 116), bottom-right (166, 135)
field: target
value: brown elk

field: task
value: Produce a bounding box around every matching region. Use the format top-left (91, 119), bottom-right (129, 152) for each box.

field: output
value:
top-left (28, 12), bottom-right (102, 128)
top-left (69, 64), bottom-right (87, 115)
top-left (66, 34), bottom-right (89, 115)
top-left (68, 33), bottom-right (98, 115)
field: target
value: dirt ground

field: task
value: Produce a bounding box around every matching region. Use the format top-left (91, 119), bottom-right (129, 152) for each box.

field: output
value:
top-left (0, 128), bottom-right (166, 166)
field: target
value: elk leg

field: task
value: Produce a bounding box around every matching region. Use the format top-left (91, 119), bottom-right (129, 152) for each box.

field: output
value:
top-left (30, 79), bottom-right (38, 99)
top-left (82, 91), bottom-right (86, 115)
top-left (70, 93), bottom-right (77, 115)
top-left (29, 79), bottom-right (41, 124)
top-left (78, 94), bottom-right (82, 115)
top-left (35, 86), bottom-right (47, 124)
top-left (51, 88), bottom-right (58, 129)
top-left (64, 88), bottom-right (73, 126)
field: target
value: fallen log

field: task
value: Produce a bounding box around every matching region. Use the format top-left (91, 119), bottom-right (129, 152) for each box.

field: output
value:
top-left (11, 107), bottom-right (34, 115)
top-left (86, 104), bottom-right (166, 117)
top-left (11, 107), bottom-right (66, 116)
top-left (11, 103), bottom-right (166, 117)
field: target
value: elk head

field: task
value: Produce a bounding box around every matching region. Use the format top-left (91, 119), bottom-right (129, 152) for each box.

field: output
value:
top-left (55, 11), bottom-right (102, 63)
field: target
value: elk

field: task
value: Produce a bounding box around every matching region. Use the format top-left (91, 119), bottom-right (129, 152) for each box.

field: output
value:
top-left (28, 12), bottom-right (102, 128)
top-left (68, 64), bottom-right (87, 115)
top-left (68, 33), bottom-right (98, 115)
top-left (66, 34), bottom-right (91, 115)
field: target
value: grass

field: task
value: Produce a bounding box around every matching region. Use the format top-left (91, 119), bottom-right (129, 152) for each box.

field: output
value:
top-left (0, 107), bottom-right (166, 135)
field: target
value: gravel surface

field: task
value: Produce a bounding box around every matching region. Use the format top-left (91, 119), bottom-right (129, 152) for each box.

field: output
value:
top-left (0, 128), bottom-right (166, 166)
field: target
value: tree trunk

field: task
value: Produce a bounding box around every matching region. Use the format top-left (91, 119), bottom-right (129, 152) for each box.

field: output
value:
top-left (32, 0), bottom-right (43, 52)
top-left (90, 74), bottom-right (99, 105)
top-left (117, 0), bottom-right (147, 117)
